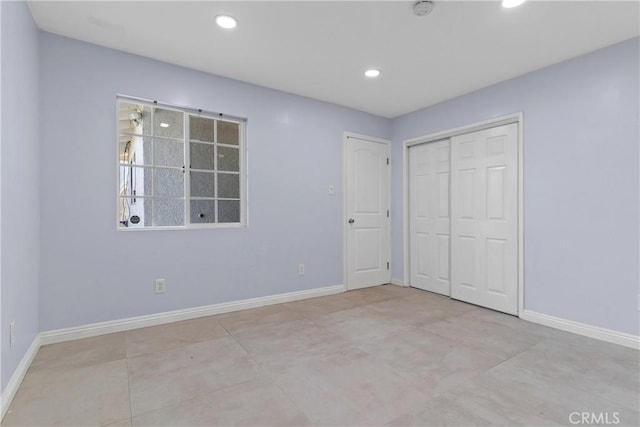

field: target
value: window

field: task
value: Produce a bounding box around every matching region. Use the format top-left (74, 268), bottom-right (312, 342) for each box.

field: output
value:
top-left (117, 97), bottom-right (246, 229)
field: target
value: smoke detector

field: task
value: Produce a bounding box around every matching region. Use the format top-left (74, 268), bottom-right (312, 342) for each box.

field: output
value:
top-left (413, 1), bottom-right (434, 16)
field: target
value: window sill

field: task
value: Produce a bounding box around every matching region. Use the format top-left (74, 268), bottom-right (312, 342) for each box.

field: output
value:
top-left (116, 223), bottom-right (246, 231)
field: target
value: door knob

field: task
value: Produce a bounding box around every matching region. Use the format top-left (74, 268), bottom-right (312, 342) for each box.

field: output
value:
top-left (348, 218), bottom-right (355, 224)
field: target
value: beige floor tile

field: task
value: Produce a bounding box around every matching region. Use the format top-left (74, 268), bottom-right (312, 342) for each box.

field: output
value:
top-left (128, 335), bottom-right (265, 416)
top-left (357, 328), bottom-right (503, 394)
top-left (131, 396), bottom-right (220, 427)
top-left (366, 297), bottom-right (456, 327)
top-left (329, 362), bottom-right (435, 424)
top-left (199, 378), bottom-right (311, 426)
top-left (133, 378), bottom-right (309, 427)
top-left (423, 315), bottom-right (544, 359)
top-left (386, 394), bottom-right (521, 426)
top-left (3, 360), bottom-right (130, 427)
top-left (466, 363), bottom-right (640, 426)
top-left (372, 284), bottom-right (427, 298)
top-left (29, 332), bottom-right (126, 373)
top-left (311, 306), bottom-right (411, 344)
top-left (503, 336), bottom-right (640, 411)
top-left (273, 365), bottom-right (376, 426)
top-left (216, 302), bottom-right (304, 334)
top-left (282, 355), bottom-right (436, 425)
top-left (124, 315), bottom-right (228, 357)
top-left (342, 285), bottom-right (400, 305)
top-left (231, 318), bottom-right (326, 345)
top-left (105, 418), bottom-right (132, 427)
top-left (433, 378), bottom-right (560, 426)
top-left (450, 309), bottom-right (563, 340)
top-left (402, 291), bottom-right (480, 315)
top-left (233, 319), bottom-right (368, 374)
top-left (285, 292), bottom-right (361, 317)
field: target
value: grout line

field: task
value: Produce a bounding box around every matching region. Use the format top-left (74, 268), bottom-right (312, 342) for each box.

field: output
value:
top-left (124, 357), bottom-right (134, 422)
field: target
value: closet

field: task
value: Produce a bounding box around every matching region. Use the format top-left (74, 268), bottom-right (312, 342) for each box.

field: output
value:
top-left (408, 122), bottom-right (519, 315)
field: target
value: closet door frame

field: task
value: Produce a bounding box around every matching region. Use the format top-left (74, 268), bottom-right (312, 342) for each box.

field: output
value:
top-left (402, 113), bottom-right (524, 315)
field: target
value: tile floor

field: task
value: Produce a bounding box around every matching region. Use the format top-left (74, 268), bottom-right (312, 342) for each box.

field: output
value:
top-left (3, 285), bottom-right (639, 426)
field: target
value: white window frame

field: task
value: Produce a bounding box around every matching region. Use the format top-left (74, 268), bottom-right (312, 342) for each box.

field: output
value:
top-left (116, 95), bottom-right (247, 230)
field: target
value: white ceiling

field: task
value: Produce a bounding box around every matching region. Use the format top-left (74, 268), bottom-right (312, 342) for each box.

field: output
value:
top-left (28, 1), bottom-right (639, 118)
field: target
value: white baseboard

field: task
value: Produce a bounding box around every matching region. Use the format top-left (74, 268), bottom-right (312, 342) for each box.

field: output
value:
top-left (520, 310), bottom-right (640, 350)
top-left (40, 284), bottom-right (344, 345)
top-left (1, 334), bottom-right (41, 420)
top-left (390, 278), bottom-right (405, 287)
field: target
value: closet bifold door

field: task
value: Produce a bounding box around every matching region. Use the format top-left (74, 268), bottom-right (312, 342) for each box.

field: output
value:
top-left (450, 123), bottom-right (518, 315)
top-left (409, 139), bottom-right (451, 295)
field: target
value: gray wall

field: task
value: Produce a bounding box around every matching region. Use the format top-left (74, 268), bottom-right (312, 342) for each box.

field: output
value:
top-left (391, 38), bottom-right (640, 336)
top-left (38, 33), bottom-right (391, 332)
top-left (1, 1), bottom-right (40, 391)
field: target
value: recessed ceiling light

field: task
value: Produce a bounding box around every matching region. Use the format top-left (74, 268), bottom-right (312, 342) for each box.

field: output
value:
top-left (502, 0), bottom-right (526, 8)
top-left (413, 1), bottom-right (434, 17)
top-left (215, 15), bottom-right (237, 29)
top-left (160, 122), bottom-right (170, 128)
top-left (364, 69), bottom-right (381, 78)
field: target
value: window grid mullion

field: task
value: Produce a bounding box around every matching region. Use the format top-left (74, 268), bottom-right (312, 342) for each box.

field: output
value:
top-left (150, 107), bottom-right (156, 227)
top-left (119, 131), bottom-right (185, 143)
top-left (189, 139), bottom-right (214, 146)
top-left (118, 131), bottom-right (154, 139)
top-left (214, 119), bottom-right (219, 223)
top-left (217, 142), bottom-right (240, 149)
top-left (119, 195), bottom-right (184, 200)
top-left (184, 111), bottom-right (191, 226)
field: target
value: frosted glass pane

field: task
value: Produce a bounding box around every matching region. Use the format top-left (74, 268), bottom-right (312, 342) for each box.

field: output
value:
top-left (154, 138), bottom-right (184, 167)
top-left (119, 102), bottom-right (151, 135)
top-left (218, 173), bottom-right (240, 198)
top-left (154, 108), bottom-right (184, 139)
top-left (154, 168), bottom-right (184, 197)
top-left (217, 146), bottom-right (239, 171)
top-left (119, 166), bottom-right (151, 197)
top-left (118, 198), bottom-right (152, 228)
top-left (218, 200), bottom-right (240, 223)
top-left (190, 171), bottom-right (215, 198)
top-left (154, 198), bottom-right (184, 226)
top-left (119, 136), bottom-right (152, 166)
top-left (217, 121), bottom-right (239, 145)
top-left (190, 116), bottom-right (214, 142)
top-left (190, 142), bottom-right (215, 170)
top-left (144, 167), bottom-right (152, 198)
top-left (191, 200), bottom-right (216, 223)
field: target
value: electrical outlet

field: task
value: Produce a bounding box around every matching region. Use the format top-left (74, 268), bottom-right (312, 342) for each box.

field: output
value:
top-left (155, 279), bottom-right (166, 294)
top-left (9, 321), bottom-right (16, 348)
top-left (298, 264), bottom-right (305, 276)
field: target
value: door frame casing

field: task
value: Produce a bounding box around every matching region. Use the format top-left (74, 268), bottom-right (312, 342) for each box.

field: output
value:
top-left (343, 131), bottom-right (392, 291)
top-left (402, 113), bottom-right (524, 315)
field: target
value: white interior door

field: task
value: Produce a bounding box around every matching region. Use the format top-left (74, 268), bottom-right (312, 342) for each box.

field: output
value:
top-left (450, 123), bottom-right (518, 314)
top-left (345, 135), bottom-right (391, 290)
top-left (409, 140), bottom-right (451, 295)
